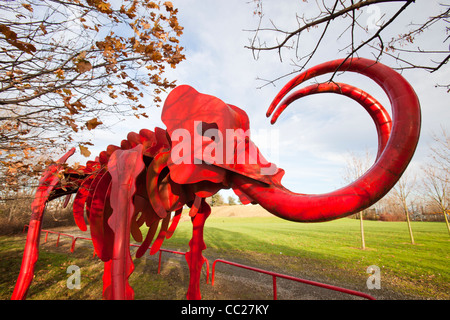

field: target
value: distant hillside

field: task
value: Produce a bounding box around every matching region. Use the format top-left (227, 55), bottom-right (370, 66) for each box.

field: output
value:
top-left (209, 205), bottom-right (273, 218)
top-left (180, 204), bottom-right (273, 221)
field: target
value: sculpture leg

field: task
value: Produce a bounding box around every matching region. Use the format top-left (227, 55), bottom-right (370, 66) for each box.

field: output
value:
top-left (11, 207), bottom-right (45, 300)
top-left (104, 145), bottom-right (144, 300)
top-left (12, 148), bottom-right (75, 300)
top-left (185, 197), bottom-right (211, 300)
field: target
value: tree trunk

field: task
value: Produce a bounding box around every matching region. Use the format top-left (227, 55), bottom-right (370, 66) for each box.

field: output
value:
top-left (360, 210), bottom-right (366, 250)
top-left (443, 210), bottom-right (450, 236)
top-left (403, 201), bottom-right (415, 245)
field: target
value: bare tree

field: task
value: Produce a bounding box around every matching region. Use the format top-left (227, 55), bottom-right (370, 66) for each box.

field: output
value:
top-left (423, 167), bottom-right (450, 233)
top-left (0, 0), bottom-right (185, 192)
top-left (206, 193), bottom-right (225, 207)
top-left (422, 128), bottom-right (450, 234)
top-left (246, 1), bottom-right (449, 89)
top-left (429, 127), bottom-right (450, 180)
top-left (391, 171), bottom-right (416, 244)
top-left (228, 196), bottom-right (237, 206)
top-left (342, 150), bottom-right (374, 249)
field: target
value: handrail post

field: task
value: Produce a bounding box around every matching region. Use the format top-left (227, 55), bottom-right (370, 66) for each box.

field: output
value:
top-left (158, 250), bottom-right (163, 274)
top-left (56, 233), bottom-right (61, 247)
top-left (70, 237), bottom-right (76, 253)
top-left (211, 260), bottom-right (217, 286)
top-left (204, 258), bottom-right (210, 284)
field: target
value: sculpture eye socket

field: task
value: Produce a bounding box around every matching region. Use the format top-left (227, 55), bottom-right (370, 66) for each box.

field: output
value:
top-left (196, 121), bottom-right (220, 142)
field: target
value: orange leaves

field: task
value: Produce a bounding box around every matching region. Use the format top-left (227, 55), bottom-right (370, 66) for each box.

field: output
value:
top-left (90, 0), bottom-right (185, 109)
top-left (163, 2), bottom-right (174, 12)
top-left (147, 2), bottom-right (159, 10)
top-left (73, 51), bottom-right (92, 74)
top-left (168, 13), bottom-right (184, 37)
top-left (1, 0), bottom-right (186, 190)
top-left (63, 97), bottom-right (86, 116)
top-left (86, 118), bottom-right (103, 130)
top-left (79, 145), bottom-right (91, 157)
top-left (75, 60), bottom-right (92, 73)
top-left (109, 91), bottom-right (118, 99)
top-left (124, 80), bottom-right (139, 91)
top-left (4, 160), bottom-right (30, 175)
top-left (167, 47), bottom-right (184, 68)
top-left (97, 1), bottom-right (112, 13)
top-left (141, 21), bottom-right (151, 30)
top-left (96, 35), bottom-right (125, 53)
top-left (87, 0), bottom-right (112, 14)
top-left (151, 50), bottom-right (163, 62)
top-left (39, 23), bottom-right (47, 35)
top-left (61, 115), bottom-right (79, 132)
top-left (153, 96), bottom-right (162, 104)
top-left (121, 90), bottom-right (139, 102)
top-left (21, 3), bottom-right (33, 12)
top-left (0, 24), bottom-right (36, 54)
top-left (55, 69), bottom-right (65, 79)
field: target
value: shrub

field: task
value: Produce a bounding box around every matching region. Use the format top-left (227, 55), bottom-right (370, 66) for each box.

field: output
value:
top-left (0, 197), bottom-right (76, 235)
top-left (379, 212), bottom-right (406, 222)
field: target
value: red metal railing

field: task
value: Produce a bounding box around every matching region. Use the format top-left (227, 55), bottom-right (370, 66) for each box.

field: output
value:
top-left (22, 225), bottom-right (374, 299)
top-left (22, 225), bottom-right (209, 284)
top-left (128, 244), bottom-right (209, 283)
top-left (23, 225), bottom-right (92, 254)
top-left (43, 229), bottom-right (74, 248)
top-left (129, 246), bottom-right (210, 284)
top-left (211, 259), bottom-right (375, 300)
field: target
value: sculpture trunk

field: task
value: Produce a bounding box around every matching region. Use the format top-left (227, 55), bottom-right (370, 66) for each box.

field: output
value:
top-left (232, 58), bottom-right (421, 222)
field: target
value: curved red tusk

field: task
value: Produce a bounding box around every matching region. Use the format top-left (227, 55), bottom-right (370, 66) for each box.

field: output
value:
top-left (233, 58), bottom-right (421, 222)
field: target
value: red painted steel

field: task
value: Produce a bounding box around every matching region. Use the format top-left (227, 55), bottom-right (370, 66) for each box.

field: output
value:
top-left (22, 225), bottom-right (209, 283)
top-left (22, 225), bottom-right (371, 299)
top-left (13, 58), bottom-right (420, 300)
top-left (22, 225), bottom-right (92, 253)
top-left (12, 148), bottom-right (75, 300)
top-left (233, 58), bottom-right (421, 222)
top-left (211, 259), bottom-right (375, 300)
top-left (41, 229), bottom-right (75, 249)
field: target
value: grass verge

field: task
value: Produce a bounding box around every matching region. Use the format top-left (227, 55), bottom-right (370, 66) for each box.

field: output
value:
top-left (158, 217), bottom-right (450, 299)
top-left (1, 217), bottom-right (448, 299)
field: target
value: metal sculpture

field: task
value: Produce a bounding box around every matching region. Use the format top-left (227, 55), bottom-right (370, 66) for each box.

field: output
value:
top-left (12, 58), bottom-right (421, 300)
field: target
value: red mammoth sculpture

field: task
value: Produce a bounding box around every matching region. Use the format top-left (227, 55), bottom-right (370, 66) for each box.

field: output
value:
top-left (12, 58), bottom-right (421, 300)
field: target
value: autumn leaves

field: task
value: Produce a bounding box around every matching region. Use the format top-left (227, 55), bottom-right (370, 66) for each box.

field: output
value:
top-left (0, 0), bottom-right (185, 190)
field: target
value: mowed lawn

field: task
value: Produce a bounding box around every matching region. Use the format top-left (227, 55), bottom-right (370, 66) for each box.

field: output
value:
top-left (156, 216), bottom-right (450, 299)
top-left (1, 214), bottom-right (448, 300)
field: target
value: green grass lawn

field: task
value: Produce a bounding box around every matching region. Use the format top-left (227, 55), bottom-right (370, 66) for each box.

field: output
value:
top-left (1, 216), bottom-right (448, 299)
top-left (156, 216), bottom-right (450, 299)
top-left (0, 235), bottom-right (105, 300)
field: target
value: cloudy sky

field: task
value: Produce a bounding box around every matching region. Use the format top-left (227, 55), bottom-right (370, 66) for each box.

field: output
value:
top-left (78, 1), bottom-right (449, 200)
